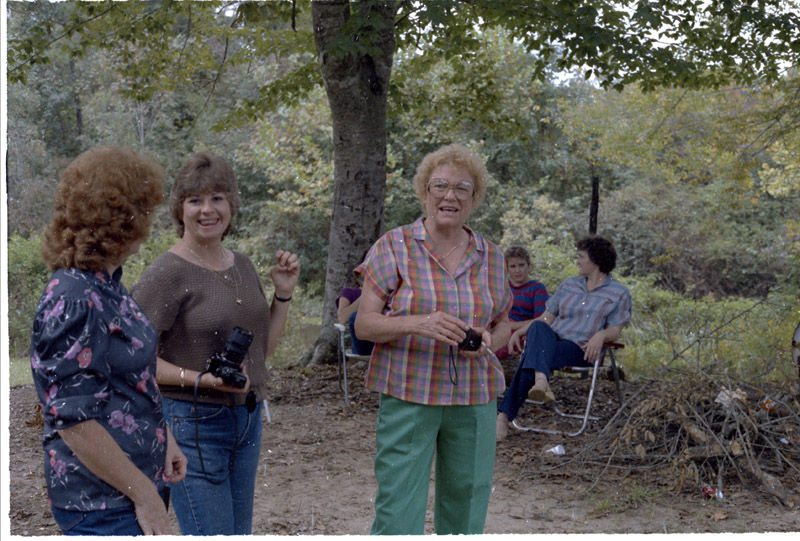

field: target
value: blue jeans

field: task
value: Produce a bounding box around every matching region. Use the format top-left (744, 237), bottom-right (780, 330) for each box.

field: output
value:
top-left (497, 321), bottom-right (587, 421)
top-left (348, 311), bottom-right (374, 355)
top-left (162, 397), bottom-right (263, 535)
top-left (52, 505), bottom-right (142, 536)
top-left (347, 312), bottom-right (375, 355)
top-left (51, 487), bottom-right (168, 535)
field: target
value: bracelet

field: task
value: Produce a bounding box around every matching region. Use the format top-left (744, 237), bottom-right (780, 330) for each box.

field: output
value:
top-left (180, 367), bottom-right (186, 388)
top-left (274, 293), bottom-right (292, 302)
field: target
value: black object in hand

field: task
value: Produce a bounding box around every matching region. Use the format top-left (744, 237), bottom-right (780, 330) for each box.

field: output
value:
top-left (207, 326), bottom-right (253, 388)
top-left (458, 328), bottom-right (482, 351)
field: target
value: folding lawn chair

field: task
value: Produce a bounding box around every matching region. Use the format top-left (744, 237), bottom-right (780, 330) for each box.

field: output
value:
top-left (511, 341), bottom-right (625, 437)
top-left (334, 322), bottom-right (371, 406)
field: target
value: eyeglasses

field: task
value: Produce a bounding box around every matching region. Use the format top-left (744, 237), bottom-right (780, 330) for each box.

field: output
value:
top-left (427, 178), bottom-right (474, 200)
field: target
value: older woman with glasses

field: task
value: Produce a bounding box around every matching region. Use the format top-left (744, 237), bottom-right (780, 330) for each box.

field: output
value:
top-left (354, 144), bottom-right (512, 534)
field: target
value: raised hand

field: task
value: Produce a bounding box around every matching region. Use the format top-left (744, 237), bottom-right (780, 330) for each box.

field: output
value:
top-left (270, 250), bottom-right (300, 298)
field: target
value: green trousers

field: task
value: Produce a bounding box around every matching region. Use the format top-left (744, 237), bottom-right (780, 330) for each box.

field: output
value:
top-left (370, 394), bottom-right (497, 535)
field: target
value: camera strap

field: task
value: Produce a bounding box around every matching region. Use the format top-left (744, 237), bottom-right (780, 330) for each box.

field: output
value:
top-left (191, 370), bottom-right (239, 485)
top-left (448, 346), bottom-right (458, 386)
top-left (192, 371), bottom-right (214, 480)
top-left (447, 345), bottom-right (500, 387)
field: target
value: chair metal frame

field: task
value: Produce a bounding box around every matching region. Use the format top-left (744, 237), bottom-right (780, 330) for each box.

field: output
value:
top-left (511, 341), bottom-right (624, 437)
top-left (334, 322), bottom-right (371, 406)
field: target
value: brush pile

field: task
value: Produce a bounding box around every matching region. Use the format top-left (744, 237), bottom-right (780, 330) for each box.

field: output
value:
top-left (568, 370), bottom-right (800, 506)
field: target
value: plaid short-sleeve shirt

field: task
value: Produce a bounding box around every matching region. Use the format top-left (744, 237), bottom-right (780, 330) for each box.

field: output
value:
top-left (359, 218), bottom-right (512, 406)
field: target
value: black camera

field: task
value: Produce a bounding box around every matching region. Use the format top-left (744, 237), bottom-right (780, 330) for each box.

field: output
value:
top-left (458, 328), bottom-right (483, 351)
top-left (207, 326), bottom-right (253, 388)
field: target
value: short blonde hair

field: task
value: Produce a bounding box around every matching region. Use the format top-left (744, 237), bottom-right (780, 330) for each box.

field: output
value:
top-left (41, 147), bottom-right (165, 271)
top-left (412, 144), bottom-right (488, 211)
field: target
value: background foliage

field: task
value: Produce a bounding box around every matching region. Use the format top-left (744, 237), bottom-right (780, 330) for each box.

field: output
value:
top-left (6, 2), bottom-right (800, 378)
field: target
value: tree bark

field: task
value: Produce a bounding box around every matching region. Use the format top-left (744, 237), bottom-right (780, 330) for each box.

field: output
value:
top-left (69, 59), bottom-right (83, 136)
top-left (305, 1), bottom-right (396, 365)
top-left (589, 171), bottom-right (599, 235)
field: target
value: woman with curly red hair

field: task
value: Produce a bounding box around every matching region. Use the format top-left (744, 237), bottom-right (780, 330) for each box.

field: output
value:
top-left (30, 147), bottom-right (187, 535)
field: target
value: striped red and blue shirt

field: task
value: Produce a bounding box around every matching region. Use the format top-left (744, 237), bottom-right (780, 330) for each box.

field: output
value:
top-left (509, 279), bottom-right (548, 322)
top-left (359, 218), bottom-right (512, 406)
top-left (547, 274), bottom-right (632, 347)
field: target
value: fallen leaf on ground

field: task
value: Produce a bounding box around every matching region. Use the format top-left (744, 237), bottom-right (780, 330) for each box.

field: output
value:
top-left (710, 510), bottom-right (729, 521)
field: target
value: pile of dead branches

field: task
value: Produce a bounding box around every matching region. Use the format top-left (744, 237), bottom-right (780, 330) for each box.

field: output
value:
top-left (573, 369), bottom-right (800, 506)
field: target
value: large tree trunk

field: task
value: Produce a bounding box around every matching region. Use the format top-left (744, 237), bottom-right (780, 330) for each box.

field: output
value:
top-left (304, 1), bottom-right (396, 365)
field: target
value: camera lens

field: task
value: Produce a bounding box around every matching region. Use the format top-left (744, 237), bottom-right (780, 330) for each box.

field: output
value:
top-left (224, 327), bottom-right (254, 364)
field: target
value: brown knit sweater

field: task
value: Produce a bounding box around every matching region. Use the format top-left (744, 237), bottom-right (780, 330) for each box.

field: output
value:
top-left (131, 251), bottom-right (270, 405)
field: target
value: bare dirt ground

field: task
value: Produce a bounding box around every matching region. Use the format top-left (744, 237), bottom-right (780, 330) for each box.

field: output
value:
top-left (8, 361), bottom-right (800, 535)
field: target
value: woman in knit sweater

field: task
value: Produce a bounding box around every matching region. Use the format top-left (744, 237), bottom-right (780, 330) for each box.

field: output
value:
top-left (132, 152), bottom-right (299, 535)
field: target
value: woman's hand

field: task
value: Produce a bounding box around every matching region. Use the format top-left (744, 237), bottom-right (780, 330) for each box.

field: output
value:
top-left (162, 426), bottom-right (187, 483)
top-left (133, 493), bottom-right (173, 535)
top-left (459, 326), bottom-right (491, 359)
top-left (412, 311), bottom-right (469, 347)
top-left (582, 331), bottom-right (607, 362)
top-left (582, 324), bottom-right (626, 363)
top-left (57, 420), bottom-right (174, 535)
top-left (355, 288), bottom-right (472, 347)
top-left (270, 250), bottom-right (300, 298)
top-left (508, 327), bottom-right (527, 354)
top-left (200, 371), bottom-right (251, 394)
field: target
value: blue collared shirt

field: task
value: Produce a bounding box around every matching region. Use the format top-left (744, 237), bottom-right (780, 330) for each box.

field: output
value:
top-left (546, 274), bottom-right (632, 347)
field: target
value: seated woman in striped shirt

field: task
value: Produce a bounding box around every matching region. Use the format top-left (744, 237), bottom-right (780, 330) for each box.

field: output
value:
top-left (496, 235), bottom-right (632, 441)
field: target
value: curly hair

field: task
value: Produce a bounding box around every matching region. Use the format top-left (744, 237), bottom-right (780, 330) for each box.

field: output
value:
top-left (576, 235), bottom-right (617, 274)
top-left (412, 144), bottom-right (488, 211)
top-left (169, 152), bottom-right (240, 239)
top-left (504, 246), bottom-right (531, 265)
top-left (41, 147), bottom-right (165, 272)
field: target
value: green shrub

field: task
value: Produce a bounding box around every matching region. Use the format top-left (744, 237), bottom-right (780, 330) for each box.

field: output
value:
top-left (9, 355), bottom-right (33, 387)
top-left (11, 226), bottom-right (797, 382)
top-left (267, 289), bottom-right (323, 367)
top-left (121, 229), bottom-right (179, 289)
top-left (619, 275), bottom-right (799, 382)
top-left (8, 231), bottom-right (177, 358)
top-left (7, 234), bottom-right (49, 358)
top-left (526, 237), bottom-right (578, 293)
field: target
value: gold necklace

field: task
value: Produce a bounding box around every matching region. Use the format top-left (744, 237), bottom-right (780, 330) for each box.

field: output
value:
top-left (424, 221), bottom-right (467, 261)
top-left (182, 241), bottom-right (229, 270)
top-left (221, 263), bottom-right (244, 306)
top-left (440, 240), bottom-right (466, 260)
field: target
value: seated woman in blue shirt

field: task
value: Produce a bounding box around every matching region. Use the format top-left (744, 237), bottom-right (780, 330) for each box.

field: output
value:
top-left (496, 235), bottom-right (632, 441)
top-left (30, 147), bottom-right (187, 535)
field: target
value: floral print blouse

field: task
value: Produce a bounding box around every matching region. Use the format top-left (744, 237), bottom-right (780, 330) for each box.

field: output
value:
top-left (30, 267), bottom-right (167, 511)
